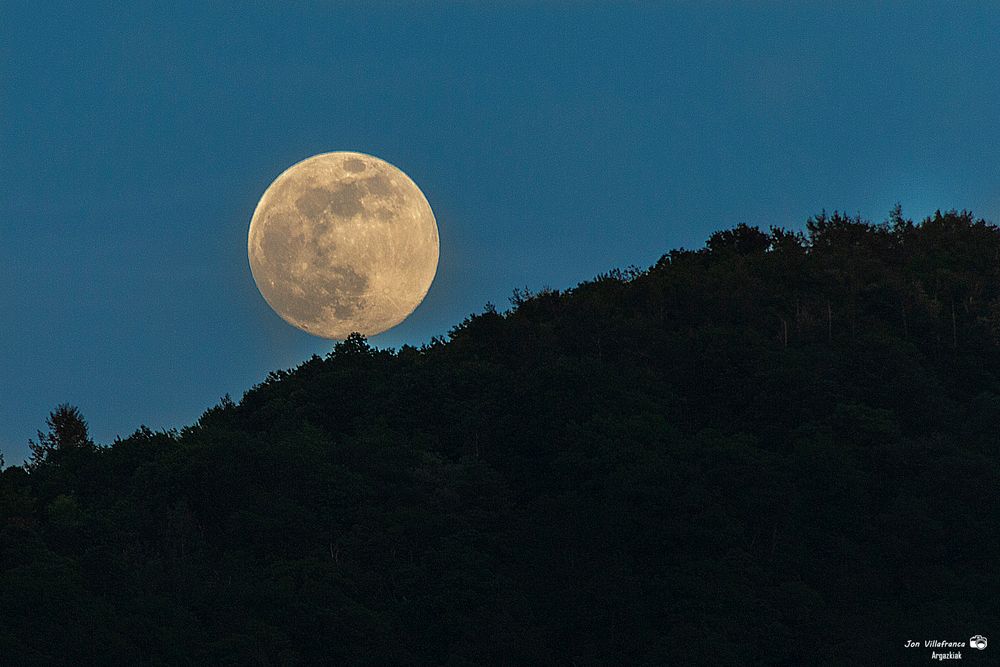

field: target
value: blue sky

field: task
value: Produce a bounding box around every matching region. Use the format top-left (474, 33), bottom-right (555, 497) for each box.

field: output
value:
top-left (3, 2), bottom-right (1000, 463)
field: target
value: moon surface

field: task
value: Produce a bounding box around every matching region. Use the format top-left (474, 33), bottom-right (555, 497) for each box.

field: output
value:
top-left (248, 152), bottom-right (439, 339)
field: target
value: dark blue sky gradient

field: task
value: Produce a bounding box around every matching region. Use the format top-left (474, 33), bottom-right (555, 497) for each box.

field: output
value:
top-left (3, 2), bottom-right (1000, 462)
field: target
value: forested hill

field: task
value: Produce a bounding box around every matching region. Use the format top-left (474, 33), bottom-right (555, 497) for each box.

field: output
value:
top-left (3, 209), bottom-right (999, 664)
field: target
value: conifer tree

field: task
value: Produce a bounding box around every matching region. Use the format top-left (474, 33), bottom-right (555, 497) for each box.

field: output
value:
top-left (27, 404), bottom-right (93, 470)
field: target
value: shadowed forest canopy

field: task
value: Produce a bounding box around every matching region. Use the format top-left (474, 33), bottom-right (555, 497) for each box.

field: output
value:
top-left (1, 209), bottom-right (998, 664)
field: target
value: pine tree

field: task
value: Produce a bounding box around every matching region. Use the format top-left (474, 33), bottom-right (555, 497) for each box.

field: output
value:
top-left (27, 404), bottom-right (93, 471)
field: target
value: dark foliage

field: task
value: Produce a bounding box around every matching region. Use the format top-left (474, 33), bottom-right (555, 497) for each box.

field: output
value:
top-left (2, 209), bottom-right (998, 664)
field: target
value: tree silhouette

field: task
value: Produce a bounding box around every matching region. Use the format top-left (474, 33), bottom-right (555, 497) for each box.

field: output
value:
top-left (26, 404), bottom-right (93, 471)
top-left (1, 210), bottom-right (999, 663)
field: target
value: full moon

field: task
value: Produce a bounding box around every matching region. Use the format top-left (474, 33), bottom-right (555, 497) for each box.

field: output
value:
top-left (248, 152), bottom-right (439, 339)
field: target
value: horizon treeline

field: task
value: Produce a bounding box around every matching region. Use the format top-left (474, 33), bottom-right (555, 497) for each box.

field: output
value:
top-left (1, 208), bottom-right (998, 664)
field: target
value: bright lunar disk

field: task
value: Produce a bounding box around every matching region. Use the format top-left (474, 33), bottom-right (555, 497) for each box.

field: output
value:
top-left (248, 152), bottom-right (439, 339)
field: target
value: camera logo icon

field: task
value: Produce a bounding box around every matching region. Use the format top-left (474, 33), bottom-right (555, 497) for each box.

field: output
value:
top-left (970, 635), bottom-right (987, 650)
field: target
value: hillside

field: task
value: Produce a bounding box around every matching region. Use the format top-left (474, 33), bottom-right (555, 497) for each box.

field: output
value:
top-left (2, 209), bottom-right (999, 664)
